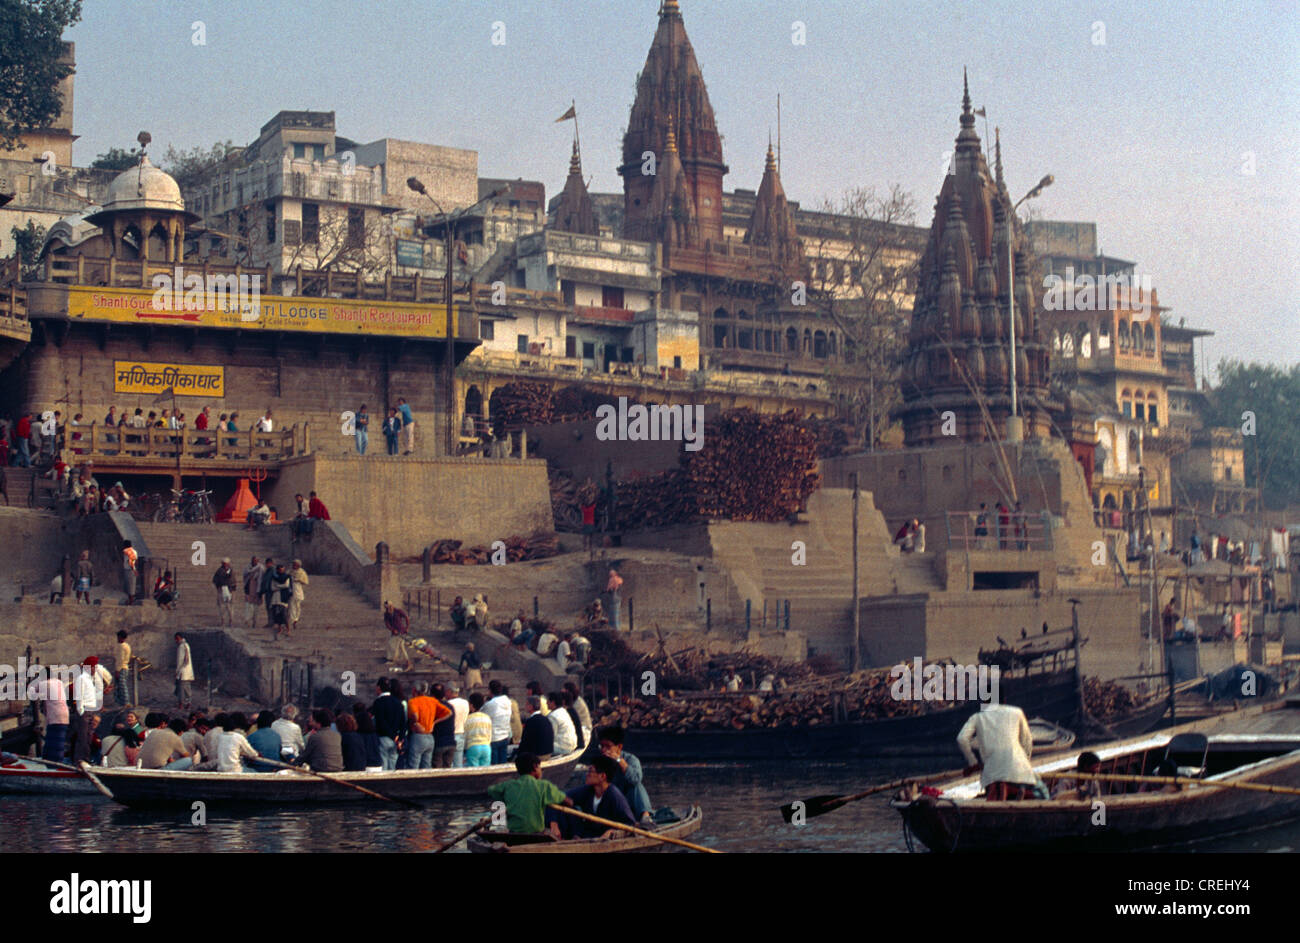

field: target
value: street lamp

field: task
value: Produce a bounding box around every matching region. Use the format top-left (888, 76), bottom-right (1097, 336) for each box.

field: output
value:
top-left (406, 177), bottom-right (509, 455)
top-left (1005, 173), bottom-right (1053, 442)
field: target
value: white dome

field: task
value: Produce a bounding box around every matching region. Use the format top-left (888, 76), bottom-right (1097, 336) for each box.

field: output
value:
top-left (101, 155), bottom-right (186, 214)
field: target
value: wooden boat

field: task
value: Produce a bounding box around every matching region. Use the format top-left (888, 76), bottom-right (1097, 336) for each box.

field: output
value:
top-left (1027, 717), bottom-right (1075, 752)
top-left (624, 667), bottom-right (1082, 761)
top-left (467, 806), bottom-right (704, 854)
top-left (0, 755), bottom-right (99, 796)
top-left (88, 748), bottom-right (585, 808)
top-left (891, 732), bottom-right (1300, 852)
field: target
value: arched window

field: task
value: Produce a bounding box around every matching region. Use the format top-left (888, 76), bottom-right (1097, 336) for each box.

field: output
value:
top-left (1144, 323), bottom-right (1155, 354)
top-left (1052, 330), bottom-right (1062, 352)
top-left (1121, 388), bottom-right (1133, 418)
top-left (828, 332), bottom-right (837, 357)
top-left (1061, 333), bottom-right (1075, 358)
top-left (738, 328), bottom-right (753, 350)
top-left (1098, 321), bottom-right (1111, 350)
top-left (1080, 329), bottom-right (1093, 359)
top-left (1118, 320), bottom-right (1131, 349)
top-left (803, 329), bottom-right (812, 353)
top-left (813, 330), bottom-right (828, 358)
top-left (786, 327), bottom-right (798, 353)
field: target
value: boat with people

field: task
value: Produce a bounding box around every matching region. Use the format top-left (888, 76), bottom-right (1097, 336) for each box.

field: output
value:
top-left (892, 731), bottom-right (1300, 852)
top-left (83, 748), bottom-right (585, 807)
top-left (467, 805), bottom-right (704, 854)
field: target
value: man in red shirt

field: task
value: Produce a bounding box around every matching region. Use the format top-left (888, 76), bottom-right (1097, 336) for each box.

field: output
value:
top-left (307, 491), bottom-right (331, 520)
top-left (14, 414), bottom-right (31, 467)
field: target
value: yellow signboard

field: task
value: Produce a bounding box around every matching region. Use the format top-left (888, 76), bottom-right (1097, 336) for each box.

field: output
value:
top-left (68, 286), bottom-right (458, 339)
top-left (114, 361), bottom-right (225, 397)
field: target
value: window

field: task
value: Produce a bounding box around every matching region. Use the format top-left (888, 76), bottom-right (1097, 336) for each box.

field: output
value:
top-left (1135, 403), bottom-right (1145, 420)
top-left (1148, 404), bottom-right (1158, 425)
top-left (582, 341), bottom-right (595, 360)
top-left (602, 286), bottom-right (624, 308)
top-left (479, 320), bottom-right (495, 340)
top-left (283, 219), bottom-right (301, 246)
top-left (565, 336), bottom-right (576, 358)
top-left (347, 207), bottom-right (365, 247)
top-left (621, 347), bottom-right (634, 363)
top-left (302, 203), bottom-right (319, 244)
top-left (294, 143), bottom-right (305, 159)
top-left (1122, 400), bottom-right (1132, 418)
top-left (266, 212), bottom-right (276, 244)
top-left (673, 356), bottom-right (682, 368)
top-left (516, 334), bottom-right (529, 353)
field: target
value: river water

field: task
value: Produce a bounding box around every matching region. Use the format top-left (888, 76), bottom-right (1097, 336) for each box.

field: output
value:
top-left (5, 757), bottom-right (1299, 853)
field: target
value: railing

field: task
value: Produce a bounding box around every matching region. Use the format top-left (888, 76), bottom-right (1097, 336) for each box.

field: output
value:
top-left (570, 305), bottom-right (636, 324)
top-left (66, 421), bottom-right (308, 465)
top-left (944, 509), bottom-right (1053, 552)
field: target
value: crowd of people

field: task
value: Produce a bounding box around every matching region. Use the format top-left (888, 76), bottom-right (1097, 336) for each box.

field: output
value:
top-left (349, 398), bottom-right (416, 456)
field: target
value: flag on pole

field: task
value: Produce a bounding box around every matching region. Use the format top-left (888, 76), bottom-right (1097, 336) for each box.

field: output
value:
top-left (555, 105), bottom-right (577, 122)
top-left (153, 387), bottom-right (175, 405)
top-left (973, 107), bottom-right (986, 117)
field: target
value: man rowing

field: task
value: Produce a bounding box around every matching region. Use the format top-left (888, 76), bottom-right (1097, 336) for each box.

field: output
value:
top-left (487, 751), bottom-right (573, 838)
top-left (956, 702), bottom-right (1036, 801)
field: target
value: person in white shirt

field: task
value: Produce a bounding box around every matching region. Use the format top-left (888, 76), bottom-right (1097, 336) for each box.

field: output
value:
top-left (447, 687), bottom-right (470, 767)
top-left (547, 693), bottom-right (578, 754)
top-left (483, 681), bottom-right (513, 764)
top-left (71, 657), bottom-right (113, 763)
top-left (956, 702), bottom-right (1036, 801)
top-left (535, 629), bottom-right (558, 657)
top-left (554, 635), bottom-right (572, 671)
top-left (257, 410), bottom-right (274, 433)
top-left (215, 713), bottom-right (260, 772)
top-left (272, 704), bottom-right (306, 760)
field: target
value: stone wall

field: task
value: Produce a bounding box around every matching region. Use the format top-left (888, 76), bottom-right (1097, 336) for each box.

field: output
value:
top-left (0, 600), bottom-right (172, 676)
top-left (267, 454), bottom-right (553, 561)
top-left (1, 326), bottom-right (453, 461)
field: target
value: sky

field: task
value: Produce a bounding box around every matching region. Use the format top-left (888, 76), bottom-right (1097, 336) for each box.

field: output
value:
top-left (61, 0), bottom-right (1299, 375)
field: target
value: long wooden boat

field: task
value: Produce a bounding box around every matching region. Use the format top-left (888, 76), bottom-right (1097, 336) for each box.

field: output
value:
top-left (88, 749), bottom-right (585, 808)
top-left (891, 732), bottom-right (1300, 852)
top-left (0, 755), bottom-right (100, 796)
top-left (623, 667), bottom-right (1082, 761)
top-left (467, 806), bottom-right (704, 854)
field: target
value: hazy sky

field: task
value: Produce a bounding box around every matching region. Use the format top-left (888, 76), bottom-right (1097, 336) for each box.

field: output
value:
top-left (63, 0), bottom-right (1298, 374)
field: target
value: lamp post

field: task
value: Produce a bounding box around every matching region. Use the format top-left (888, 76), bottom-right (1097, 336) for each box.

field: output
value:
top-left (406, 178), bottom-right (509, 455)
top-left (1005, 173), bottom-right (1053, 442)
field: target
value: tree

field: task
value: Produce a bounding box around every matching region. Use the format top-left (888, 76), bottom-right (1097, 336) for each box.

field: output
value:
top-left (162, 141), bottom-right (234, 190)
top-left (0, 0), bottom-right (82, 151)
top-left (10, 219), bottom-right (46, 267)
top-left (802, 185), bottom-right (921, 449)
top-left (1205, 360), bottom-right (1300, 509)
top-left (90, 146), bottom-right (142, 170)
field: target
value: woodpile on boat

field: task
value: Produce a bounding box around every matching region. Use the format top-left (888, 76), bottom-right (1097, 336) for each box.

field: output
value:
top-left (1082, 677), bottom-right (1142, 720)
top-left (426, 534), bottom-right (561, 565)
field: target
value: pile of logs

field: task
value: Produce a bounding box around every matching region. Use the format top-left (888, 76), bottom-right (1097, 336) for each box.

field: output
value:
top-left (612, 468), bottom-right (695, 530)
top-left (427, 533), bottom-right (560, 565)
top-left (803, 416), bottom-right (853, 458)
top-left (488, 382), bottom-right (554, 427)
top-left (1082, 677), bottom-right (1141, 720)
top-left (685, 409), bottom-right (820, 522)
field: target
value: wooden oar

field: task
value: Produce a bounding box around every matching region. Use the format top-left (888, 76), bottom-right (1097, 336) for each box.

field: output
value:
top-left (254, 756), bottom-right (423, 808)
top-left (780, 766), bottom-right (968, 822)
top-left (434, 816), bottom-right (492, 853)
top-left (1, 752), bottom-right (82, 774)
top-left (1040, 769), bottom-right (1300, 799)
top-left (549, 804), bottom-right (720, 853)
top-left (76, 761), bottom-right (116, 800)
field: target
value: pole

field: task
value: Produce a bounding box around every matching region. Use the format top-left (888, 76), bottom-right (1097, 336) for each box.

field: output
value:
top-left (1007, 228), bottom-right (1018, 420)
top-left (445, 218), bottom-right (455, 457)
top-left (851, 472), bottom-right (861, 672)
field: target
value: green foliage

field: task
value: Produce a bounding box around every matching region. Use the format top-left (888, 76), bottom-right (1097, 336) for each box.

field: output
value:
top-left (10, 219), bottom-right (46, 265)
top-left (0, 0), bottom-right (83, 151)
top-left (161, 141), bottom-right (235, 190)
top-left (89, 146), bottom-right (142, 171)
top-left (1206, 360), bottom-right (1300, 508)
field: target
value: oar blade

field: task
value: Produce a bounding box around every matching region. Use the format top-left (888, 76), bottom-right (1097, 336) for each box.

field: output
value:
top-left (779, 794), bottom-right (846, 822)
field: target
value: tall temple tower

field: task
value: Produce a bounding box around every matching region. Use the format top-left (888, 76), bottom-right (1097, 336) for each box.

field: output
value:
top-left (552, 140), bottom-right (598, 236)
top-left (619, 0), bottom-right (728, 245)
top-left (897, 74), bottom-right (1052, 447)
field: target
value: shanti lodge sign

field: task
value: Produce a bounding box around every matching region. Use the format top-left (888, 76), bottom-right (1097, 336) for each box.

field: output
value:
top-left (114, 361), bottom-right (225, 397)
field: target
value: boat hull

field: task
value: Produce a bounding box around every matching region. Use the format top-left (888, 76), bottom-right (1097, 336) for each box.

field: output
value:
top-left (467, 806), bottom-right (704, 853)
top-left (893, 734), bottom-right (1300, 852)
top-left (89, 750), bottom-right (585, 807)
top-left (0, 760), bottom-right (99, 796)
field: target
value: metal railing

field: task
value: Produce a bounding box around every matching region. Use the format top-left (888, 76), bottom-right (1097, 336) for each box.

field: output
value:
top-left (944, 509), bottom-right (1054, 552)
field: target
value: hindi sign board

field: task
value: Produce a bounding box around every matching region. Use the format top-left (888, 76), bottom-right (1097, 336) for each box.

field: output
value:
top-left (68, 287), bottom-right (460, 340)
top-left (114, 361), bottom-right (224, 397)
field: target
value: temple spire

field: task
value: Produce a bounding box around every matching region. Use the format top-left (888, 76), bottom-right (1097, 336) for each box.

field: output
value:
top-left (994, 126), bottom-right (1004, 188)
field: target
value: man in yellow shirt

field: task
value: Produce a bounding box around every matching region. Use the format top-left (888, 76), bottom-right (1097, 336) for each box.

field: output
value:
top-left (114, 629), bottom-right (132, 706)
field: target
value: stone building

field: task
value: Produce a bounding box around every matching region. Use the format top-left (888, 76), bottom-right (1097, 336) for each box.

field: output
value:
top-left (898, 78), bottom-right (1052, 447)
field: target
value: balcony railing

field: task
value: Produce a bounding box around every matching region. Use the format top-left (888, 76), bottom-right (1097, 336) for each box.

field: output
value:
top-left (944, 509), bottom-right (1053, 552)
top-left (570, 305), bottom-right (636, 324)
top-left (66, 421), bottom-right (309, 466)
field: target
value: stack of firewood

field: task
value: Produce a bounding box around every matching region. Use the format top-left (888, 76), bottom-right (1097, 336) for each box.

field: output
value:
top-left (685, 409), bottom-right (821, 522)
top-left (488, 382), bottom-right (554, 427)
top-left (1082, 677), bottom-right (1141, 719)
top-left (427, 534), bottom-right (560, 565)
